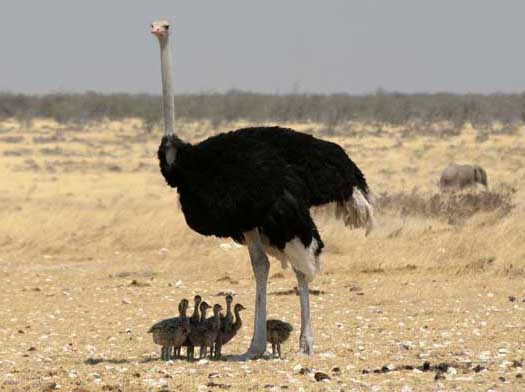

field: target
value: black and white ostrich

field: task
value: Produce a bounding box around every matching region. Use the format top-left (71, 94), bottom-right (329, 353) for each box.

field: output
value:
top-left (151, 20), bottom-right (374, 358)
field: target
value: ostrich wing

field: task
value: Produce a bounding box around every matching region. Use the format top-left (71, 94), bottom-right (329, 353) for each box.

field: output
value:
top-left (229, 127), bottom-right (370, 206)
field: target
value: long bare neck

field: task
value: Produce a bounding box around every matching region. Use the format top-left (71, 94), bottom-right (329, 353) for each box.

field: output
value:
top-left (158, 37), bottom-right (175, 136)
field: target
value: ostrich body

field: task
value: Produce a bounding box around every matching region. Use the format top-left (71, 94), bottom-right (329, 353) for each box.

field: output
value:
top-left (151, 20), bottom-right (374, 358)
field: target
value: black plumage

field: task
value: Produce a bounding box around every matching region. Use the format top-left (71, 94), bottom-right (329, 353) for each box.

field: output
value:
top-left (158, 126), bottom-right (371, 254)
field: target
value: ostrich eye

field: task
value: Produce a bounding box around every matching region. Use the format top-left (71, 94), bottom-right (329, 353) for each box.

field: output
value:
top-left (164, 25), bottom-right (169, 30)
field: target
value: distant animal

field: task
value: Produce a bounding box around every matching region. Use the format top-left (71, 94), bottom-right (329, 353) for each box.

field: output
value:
top-left (151, 19), bottom-right (373, 358)
top-left (439, 164), bottom-right (488, 191)
top-left (148, 298), bottom-right (190, 361)
top-left (214, 302), bottom-right (246, 359)
top-left (266, 319), bottom-right (293, 358)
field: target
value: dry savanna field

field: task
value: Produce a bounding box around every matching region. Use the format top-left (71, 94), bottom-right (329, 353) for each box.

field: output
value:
top-left (0, 118), bottom-right (524, 391)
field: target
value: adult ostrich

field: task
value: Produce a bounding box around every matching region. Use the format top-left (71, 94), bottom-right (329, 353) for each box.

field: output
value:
top-left (151, 20), bottom-right (374, 358)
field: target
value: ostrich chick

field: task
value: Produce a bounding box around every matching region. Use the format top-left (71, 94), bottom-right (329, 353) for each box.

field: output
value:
top-left (182, 294), bottom-right (202, 359)
top-left (189, 303), bottom-right (222, 359)
top-left (148, 298), bottom-right (190, 361)
top-left (214, 303), bottom-right (246, 359)
top-left (267, 319), bottom-right (293, 358)
top-left (187, 301), bottom-right (211, 360)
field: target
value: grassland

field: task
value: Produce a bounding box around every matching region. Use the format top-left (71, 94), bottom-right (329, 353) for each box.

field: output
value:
top-left (0, 118), bottom-right (524, 391)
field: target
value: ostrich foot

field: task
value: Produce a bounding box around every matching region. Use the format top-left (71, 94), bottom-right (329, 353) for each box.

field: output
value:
top-left (227, 344), bottom-right (267, 361)
top-left (299, 335), bottom-right (314, 356)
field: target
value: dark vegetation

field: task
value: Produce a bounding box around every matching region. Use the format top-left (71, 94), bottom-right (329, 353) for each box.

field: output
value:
top-left (2, 91), bottom-right (525, 131)
top-left (377, 186), bottom-right (516, 222)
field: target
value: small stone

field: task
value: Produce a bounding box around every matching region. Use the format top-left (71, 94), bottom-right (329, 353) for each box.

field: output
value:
top-left (499, 376), bottom-right (506, 382)
top-left (314, 372), bottom-right (330, 382)
top-left (472, 365), bottom-right (486, 373)
top-left (206, 381), bottom-right (231, 389)
top-left (508, 296), bottom-right (516, 302)
top-left (434, 371), bottom-right (446, 381)
top-left (42, 382), bottom-right (57, 392)
top-left (122, 298), bottom-right (131, 305)
top-left (331, 366), bottom-right (341, 375)
top-left (400, 386), bottom-right (413, 392)
top-left (447, 367), bottom-right (457, 375)
top-left (293, 364), bottom-right (304, 374)
top-left (299, 367), bottom-right (312, 375)
top-left (516, 374), bottom-right (523, 379)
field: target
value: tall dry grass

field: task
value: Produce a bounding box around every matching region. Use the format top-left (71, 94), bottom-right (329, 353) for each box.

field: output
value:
top-left (0, 118), bottom-right (524, 278)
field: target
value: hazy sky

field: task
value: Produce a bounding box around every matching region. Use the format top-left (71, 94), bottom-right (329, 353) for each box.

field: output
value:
top-left (2, 1), bottom-right (525, 95)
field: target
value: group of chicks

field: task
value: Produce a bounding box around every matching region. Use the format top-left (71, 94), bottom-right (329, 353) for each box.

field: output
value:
top-left (148, 294), bottom-right (293, 360)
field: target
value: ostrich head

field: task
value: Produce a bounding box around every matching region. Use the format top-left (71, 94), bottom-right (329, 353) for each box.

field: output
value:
top-left (151, 20), bottom-right (171, 40)
top-left (234, 303), bottom-right (246, 313)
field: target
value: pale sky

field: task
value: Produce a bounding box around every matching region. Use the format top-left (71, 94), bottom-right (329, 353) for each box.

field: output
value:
top-left (1, 1), bottom-right (525, 95)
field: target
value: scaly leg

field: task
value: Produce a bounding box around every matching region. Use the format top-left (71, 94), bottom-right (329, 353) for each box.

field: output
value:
top-left (295, 269), bottom-right (314, 355)
top-left (236, 229), bottom-right (269, 360)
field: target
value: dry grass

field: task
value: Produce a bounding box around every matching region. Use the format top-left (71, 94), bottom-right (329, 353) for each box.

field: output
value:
top-left (0, 118), bottom-right (524, 391)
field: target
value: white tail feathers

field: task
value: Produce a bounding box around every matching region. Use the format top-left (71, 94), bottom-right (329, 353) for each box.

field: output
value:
top-left (336, 188), bottom-right (375, 235)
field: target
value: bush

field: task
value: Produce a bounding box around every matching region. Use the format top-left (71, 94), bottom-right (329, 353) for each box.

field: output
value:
top-left (377, 187), bottom-right (515, 222)
top-left (2, 91), bottom-right (525, 130)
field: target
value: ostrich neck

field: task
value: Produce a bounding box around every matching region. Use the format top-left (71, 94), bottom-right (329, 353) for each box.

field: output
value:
top-left (159, 37), bottom-right (175, 136)
top-left (233, 310), bottom-right (243, 331)
top-left (192, 304), bottom-right (200, 320)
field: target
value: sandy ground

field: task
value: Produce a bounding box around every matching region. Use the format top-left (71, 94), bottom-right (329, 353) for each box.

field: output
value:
top-left (0, 118), bottom-right (524, 391)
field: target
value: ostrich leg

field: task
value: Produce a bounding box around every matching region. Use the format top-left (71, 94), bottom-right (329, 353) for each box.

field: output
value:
top-left (239, 229), bottom-right (269, 359)
top-left (295, 269), bottom-right (314, 355)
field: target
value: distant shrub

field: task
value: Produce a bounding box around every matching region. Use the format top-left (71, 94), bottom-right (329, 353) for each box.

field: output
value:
top-left (377, 186), bottom-right (515, 222)
top-left (1, 91), bottom-right (525, 131)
